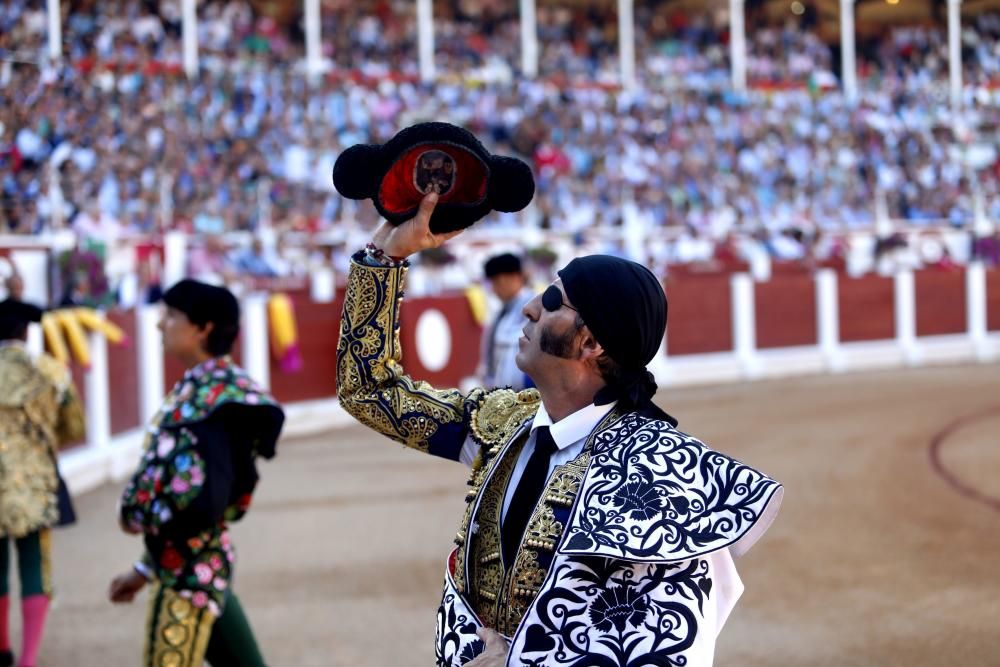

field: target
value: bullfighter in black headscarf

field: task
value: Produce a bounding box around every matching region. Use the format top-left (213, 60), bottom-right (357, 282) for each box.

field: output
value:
top-left (337, 193), bottom-right (783, 667)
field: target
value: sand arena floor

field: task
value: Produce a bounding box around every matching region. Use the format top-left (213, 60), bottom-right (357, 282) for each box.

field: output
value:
top-left (9, 362), bottom-right (999, 666)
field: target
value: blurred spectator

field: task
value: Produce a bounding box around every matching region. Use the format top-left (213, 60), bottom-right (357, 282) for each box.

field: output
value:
top-left (231, 238), bottom-right (283, 277)
top-left (972, 229), bottom-right (1000, 266)
top-left (479, 253), bottom-right (534, 391)
top-left (186, 234), bottom-right (234, 284)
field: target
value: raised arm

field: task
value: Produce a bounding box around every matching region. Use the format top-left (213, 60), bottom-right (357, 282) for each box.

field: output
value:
top-left (337, 193), bottom-right (479, 461)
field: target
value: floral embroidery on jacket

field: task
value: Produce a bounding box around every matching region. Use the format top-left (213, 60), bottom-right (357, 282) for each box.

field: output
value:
top-left (119, 356), bottom-right (281, 615)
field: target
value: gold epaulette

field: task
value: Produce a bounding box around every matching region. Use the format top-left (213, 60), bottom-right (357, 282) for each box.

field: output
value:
top-left (468, 387), bottom-right (540, 452)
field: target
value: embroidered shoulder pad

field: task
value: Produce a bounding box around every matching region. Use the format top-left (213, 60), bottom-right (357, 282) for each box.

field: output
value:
top-left (560, 412), bottom-right (782, 563)
top-left (468, 387), bottom-right (540, 450)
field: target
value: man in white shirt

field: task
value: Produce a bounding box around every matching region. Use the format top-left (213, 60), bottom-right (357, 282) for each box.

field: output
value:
top-left (337, 193), bottom-right (783, 667)
top-left (479, 253), bottom-right (534, 391)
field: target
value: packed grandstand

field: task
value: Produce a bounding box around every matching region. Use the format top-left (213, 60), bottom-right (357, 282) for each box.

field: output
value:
top-left (0, 0), bottom-right (998, 302)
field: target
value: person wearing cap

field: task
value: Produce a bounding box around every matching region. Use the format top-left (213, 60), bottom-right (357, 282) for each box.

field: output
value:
top-left (0, 299), bottom-right (85, 667)
top-left (479, 253), bottom-right (534, 391)
top-left (108, 280), bottom-right (285, 667)
top-left (337, 194), bottom-right (783, 667)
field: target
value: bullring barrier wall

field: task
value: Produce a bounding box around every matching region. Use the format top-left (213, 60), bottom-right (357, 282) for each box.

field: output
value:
top-left (49, 265), bottom-right (1000, 495)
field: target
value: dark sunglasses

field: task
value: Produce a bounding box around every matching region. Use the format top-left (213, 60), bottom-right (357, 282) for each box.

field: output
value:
top-left (541, 285), bottom-right (578, 312)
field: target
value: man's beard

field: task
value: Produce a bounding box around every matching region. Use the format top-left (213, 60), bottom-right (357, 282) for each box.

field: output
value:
top-left (539, 323), bottom-right (578, 359)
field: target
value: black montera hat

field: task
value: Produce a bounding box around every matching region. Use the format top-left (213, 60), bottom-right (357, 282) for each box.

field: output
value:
top-left (332, 122), bottom-right (535, 234)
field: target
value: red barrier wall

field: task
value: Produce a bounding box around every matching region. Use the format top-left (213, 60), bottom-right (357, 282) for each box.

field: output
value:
top-left (106, 310), bottom-right (141, 434)
top-left (915, 269), bottom-right (966, 337)
top-left (399, 294), bottom-right (483, 389)
top-left (988, 270), bottom-right (1000, 332)
top-left (74, 267), bottom-right (1000, 432)
top-left (665, 274), bottom-right (732, 355)
top-left (838, 275), bottom-right (895, 342)
top-left (756, 272), bottom-right (817, 348)
top-left (268, 295), bottom-right (342, 404)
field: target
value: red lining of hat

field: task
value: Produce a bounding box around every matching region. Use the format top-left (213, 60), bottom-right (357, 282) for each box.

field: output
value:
top-left (378, 143), bottom-right (489, 215)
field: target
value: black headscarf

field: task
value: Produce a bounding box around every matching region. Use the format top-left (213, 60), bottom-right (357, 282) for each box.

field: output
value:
top-left (557, 255), bottom-right (675, 424)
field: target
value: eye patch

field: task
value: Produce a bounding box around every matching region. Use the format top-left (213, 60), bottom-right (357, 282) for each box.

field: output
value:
top-left (542, 285), bottom-right (576, 312)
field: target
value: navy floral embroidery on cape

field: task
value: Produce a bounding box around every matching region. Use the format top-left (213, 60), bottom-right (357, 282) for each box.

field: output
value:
top-left (562, 414), bottom-right (780, 562)
top-left (514, 556), bottom-right (711, 666)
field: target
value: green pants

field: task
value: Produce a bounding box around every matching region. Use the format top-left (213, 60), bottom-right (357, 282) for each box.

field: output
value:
top-left (0, 530), bottom-right (51, 598)
top-left (144, 583), bottom-right (266, 667)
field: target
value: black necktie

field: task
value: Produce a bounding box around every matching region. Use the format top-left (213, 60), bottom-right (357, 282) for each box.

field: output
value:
top-left (501, 426), bottom-right (558, 567)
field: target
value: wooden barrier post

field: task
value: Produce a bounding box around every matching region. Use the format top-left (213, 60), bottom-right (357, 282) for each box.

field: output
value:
top-left (243, 293), bottom-right (270, 389)
top-left (966, 262), bottom-right (992, 361)
top-left (815, 269), bottom-right (844, 372)
top-left (84, 318), bottom-right (111, 451)
top-left (731, 273), bottom-right (760, 378)
top-left (894, 270), bottom-right (920, 365)
top-left (137, 304), bottom-right (164, 426)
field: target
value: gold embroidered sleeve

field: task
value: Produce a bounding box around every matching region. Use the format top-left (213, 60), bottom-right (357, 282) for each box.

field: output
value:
top-left (337, 257), bottom-right (472, 459)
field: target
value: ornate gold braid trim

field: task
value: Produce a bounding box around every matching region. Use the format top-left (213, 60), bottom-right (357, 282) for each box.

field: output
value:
top-left (498, 406), bottom-right (625, 635)
top-left (454, 387), bottom-right (540, 596)
top-left (461, 429), bottom-right (529, 625)
top-left (143, 583), bottom-right (214, 667)
top-left (497, 408), bottom-right (623, 636)
top-left (462, 408), bottom-right (625, 636)
top-left (39, 528), bottom-right (53, 596)
top-left (337, 259), bottom-right (466, 452)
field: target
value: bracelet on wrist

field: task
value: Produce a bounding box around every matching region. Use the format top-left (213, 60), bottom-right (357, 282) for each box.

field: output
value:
top-left (364, 243), bottom-right (404, 267)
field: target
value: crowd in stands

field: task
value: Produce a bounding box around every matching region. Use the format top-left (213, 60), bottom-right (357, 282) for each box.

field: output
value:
top-left (1, 0), bottom-right (998, 296)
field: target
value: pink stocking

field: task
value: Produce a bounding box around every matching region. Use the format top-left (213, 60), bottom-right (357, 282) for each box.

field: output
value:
top-left (0, 595), bottom-right (9, 653)
top-left (17, 595), bottom-right (48, 667)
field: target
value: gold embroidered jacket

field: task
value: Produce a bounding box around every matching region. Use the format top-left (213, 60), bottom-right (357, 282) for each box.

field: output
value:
top-left (337, 257), bottom-right (547, 623)
top-left (0, 344), bottom-right (85, 538)
top-left (337, 257), bottom-right (784, 667)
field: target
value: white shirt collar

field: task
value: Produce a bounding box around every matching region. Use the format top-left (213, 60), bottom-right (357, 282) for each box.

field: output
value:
top-left (531, 400), bottom-right (616, 452)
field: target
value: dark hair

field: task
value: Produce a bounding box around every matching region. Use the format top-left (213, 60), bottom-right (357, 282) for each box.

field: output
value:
top-left (162, 279), bottom-right (240, 356)
top-left (594, 350), bottom-right (631, 389)
top-left (484, 252), bottom-right (522, 278)
top-left (175, 308), bottom-right (239, 356)
top-left (198, 318), bottom-right (239, 356)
